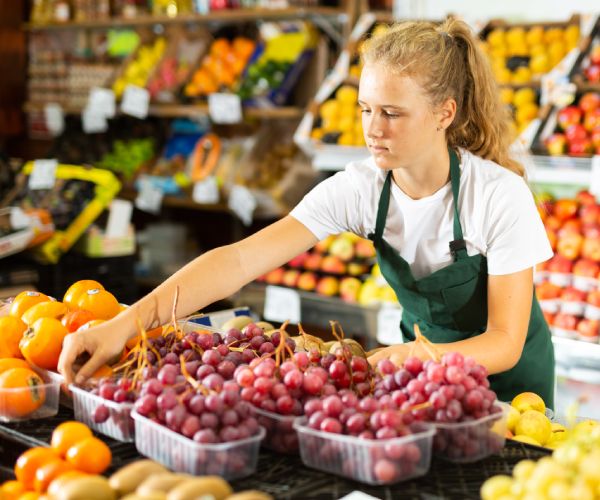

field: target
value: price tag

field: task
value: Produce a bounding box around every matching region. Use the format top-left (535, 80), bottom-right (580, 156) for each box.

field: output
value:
top-left (106, 199), bottom-right (133, 238)
top-left (550, 82), bottom-right (576, 106)
top-left (121, 84), bottom-right (150, 119)
top-left (87, 87), bottom-right (116, 118)
top-left (264, 285), bottom-right (301, 324)
top-left (340, 492), bottom-right (380, 500)
top-left (228, 185), bottom-right (257, 226)
top-left (193, 176), bottom-right (220, 204)
top-left (590, 156), bottom-right (600, 197)
top-left (135, 180), bottom-right (164, 214)
top-left (377, 306), bottom-right (403, 346)
top-left (82, 108), bottom-right (108, 134)
top-left (333, 51), bottom-right (350, 79)
top-left (29, 159), bottom-right (58, 190)
top-left (540, 74), bottom-right (555, 107)
top-left (581, 13), bottom-right (600, 38)
top-left (9, 207), bottom-right (30, 230)
top-left (349, 13), bottom-right (376, 42)
top-left (44, 103), bottom-right (64, 136)
top-left (208, 93), bottom-right (243, 124)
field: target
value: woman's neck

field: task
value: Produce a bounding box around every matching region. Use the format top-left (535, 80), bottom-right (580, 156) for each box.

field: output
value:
top-left (391, 145), bottom-right (452, 200)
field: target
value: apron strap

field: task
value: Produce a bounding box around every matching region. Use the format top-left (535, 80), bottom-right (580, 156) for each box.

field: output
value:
top-left (449, 148), bottom-right (468, 261)
top-left (370, 171), bottom-right (393, 241)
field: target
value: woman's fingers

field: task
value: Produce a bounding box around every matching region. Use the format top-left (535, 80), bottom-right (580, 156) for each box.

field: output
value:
top-left (58, 332), bottom-right (88, 391)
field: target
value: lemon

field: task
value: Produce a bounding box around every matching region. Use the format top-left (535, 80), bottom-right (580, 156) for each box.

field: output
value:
top-left (310, 128), bottom-right (325, 140)
top-left (509, 42), bottom-right (529, 57)
top-left (319, 99), bottom-right (340, 120)
top-left (339, 104), bottom-right (356, 120)
top-left (548, 40), bottom-right (566, 61)
top-left (564, 25), bottom-right (580, 45)
top-left (513, 87), bottom-right (536, 107)
top-left (353, 120), bottom-right (363, 135)
top-left (322, 118), bottom-right (340, 132)
top-left (506, 405), bottom-right (520, 433)
top-left (547, 423), bottom-right (569, 443)
top-left (337, 132), bottom-right (355, 146)
top-left (336, 86), bottom-right (359, 104)
top-left (530, 54), bottom-right (550, 74)
top-left (526, 26), bottom-right (544, 46)
top-left (506, 27), bottom-right (526, 46)
top-left (349, 65), bottom-right (362, 78)
top-left (546, 28), bottom-right (564, 45)
top-left (492, 45), bottom-right (508, 59)
top-left (515, 410), bottom-right (552, 445)
top-left (512, 67), bottom-right (532, 84)
top-left (529, 44), bottom-right (546, 57)
top-left (566, 40), bottom-right (578, 52)
top-left (496, 67), bottom-right (512, 84)
top-left (339, 117), bottom-right (355, 133)
top-left (487, 28), bottom-right (505, 47)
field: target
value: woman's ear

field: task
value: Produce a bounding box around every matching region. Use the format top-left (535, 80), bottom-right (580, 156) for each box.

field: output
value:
top-left (439, 98), bottom-right (457, 130)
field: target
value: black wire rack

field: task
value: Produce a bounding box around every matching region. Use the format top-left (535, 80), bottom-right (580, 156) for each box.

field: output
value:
top-left (0, 406), bottom-right (551, 500)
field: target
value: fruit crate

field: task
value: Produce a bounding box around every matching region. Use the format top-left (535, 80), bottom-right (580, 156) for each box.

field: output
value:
top-left (131, 410), bottom-right (265, 480)
top-left (570, 15), bottom-right (600, 91)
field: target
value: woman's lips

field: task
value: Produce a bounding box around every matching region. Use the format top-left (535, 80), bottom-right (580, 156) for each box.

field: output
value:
top-left (370, 145), bottom-right (388, 153)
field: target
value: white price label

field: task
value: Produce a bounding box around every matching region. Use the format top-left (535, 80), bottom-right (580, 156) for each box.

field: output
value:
top-left (349, 13), bottom-right (376, 42)
top-left (550, 82), bottom-right (576, 106)
top-left (29, 159), bottom-right (58, 190)
top-left (264, 285), bottom-right (301, 324)
top-left (590, 156), bottom-right (600, 197)
top-left (121, 84), bottom-right (150, 119)
top-left (377, 306), bottom-right (403, 346)
top-left (192, 176), bottom-right (220, 204)
top-left (44, 103), bottom-right (64, 136)
top-left (88, 87), bottom-right (116, 118)
top-left (135, 180), bottom-right (164, 214)
top-left (9, 207), bottom-right (30, 230)
top-left (82, 108), bottom-right (108, 133)
top-left (540, 75), bottom-right (555, 107)
top-left (340, 492), bottom-right (381, 500)
top-left (581, 13), bottom-right (600, 38)
top-left (208, 93), bottom-right (243, 124)
top-left (333, 51), bottom-right (350, 79)
top-left (228, 185), bottom-right (257, 226)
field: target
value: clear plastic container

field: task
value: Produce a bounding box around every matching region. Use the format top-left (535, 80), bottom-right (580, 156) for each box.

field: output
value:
top-left (0, 370), bottom-right (61, 423)
top-left (501, 402), bottom-right (554, 421)
top-left (293, 419), bottom-right (435, 486)
top-left (432, 402), bottom-right (510, 463)
top-left (29, 365), bottom-right (72, 409)
top-left (177, 320), bottom-right (227, 338)
top-left (551, 416), bottom-right (600, 427)
top-left (70, 384), bottom-right (135, 442)
top-left (254, 407), bottom-right (299, 453)
top-left (131, 410), bottom-right (265, 480)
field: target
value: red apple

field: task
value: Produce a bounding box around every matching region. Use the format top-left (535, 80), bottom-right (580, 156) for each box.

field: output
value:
top-left (588, 289), bottom-right (600, 307)
top-left (569, 137), bottom-right (594, 155)
top-left (545, 133), bottom-right (567, 155)
top-left (355, 239), bottom-right (376, 259)
top-left (561, 286), bottom-right (586, 302)
top-left (558, 106), bottom-right (583, 130)
top-left (586, 64), bottom-right (600, 83)
top-left (553, 199), bottom-right (579, 221)
top-left (573, 258), bottom-right (600, 278)
top-left (320, 255), bottom-right (347, 275)
top-left (557, 232), bottom-right (583, 260)
top-left (584, 109), bottom-right (600, 132)
top-left (565, 124), bottom-right (588, 142)
top-left (579, 92), bottom-right (600, 113)
top-left (297, 271), bottom-right (318, 291)
top-left (577, 190), bottom-right (597, 206)
top-left (583, 222), bottom-right (600, 239)
top-left (578, 318), bottom-right (599, 338)
top-left (545, 216), bottom-right (563, 231)
top-left (282, 269), bottom-right (301, 288)
top-left (557, 218), bottom-right (582, 237)
top-left (316, 276), bottom-right (339, 296)
top-left (591, 126), bottom-right (600, 148)
top-left (287, 251), bottom-right (309, 269)
top-left (547, 255), bottom-right (574, 273)
top-left (329, 236), bottom-right (355, 261)
top-left (265, 267), bottom-right (285, 285)
top-left (536, 281), bottom-right (563, 300)
top-left (591, 46), bottom-right (600, 66)
top-left (303, 252), bottom-right (324, 271)
top-left (582, 236), bottom-right (600, 261)
top-left (579, 204), bottom-right (600, 224)
top-left (339, 276), bottom-right (362, 303)
top-left (542, 310), bottom-right (555, 325)
top-left (553, 312), bottom-right (579, 330)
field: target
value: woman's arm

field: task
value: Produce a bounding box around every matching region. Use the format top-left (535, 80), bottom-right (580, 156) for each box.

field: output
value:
top-left (368, 267), bottom-right (533, 374)
top-left (58, 215), bottom-right (318, 386)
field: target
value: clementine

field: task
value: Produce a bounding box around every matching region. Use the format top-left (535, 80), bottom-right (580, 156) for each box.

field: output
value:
top-left (61, 310), bottom-right (95, 333)
top-left (65, 437), bottom-right (112, 474)
top-left (0, 368), bottom-right (45, 418)
top-left (125, 326), bottom-right (162, 350)
top-left (51, 421), bottom-right (93, 459)
top-left (33, 460), bottom-right (74, 493)
top-left (76, 319), bottom-right (105, 332)
top-left (22, 302), bottom-right (68, 326)
top-left (63, 281), bottom-right (104, 311)
top-left (0, 316), bottom-right (27, 360)
top-left (76, 290), bottom-right (120, 321)
top-left (20, 318), bottom-right (69, 370)
top-left (0, 358), bottom-right (30, 375)
top-left (1, 481), bottom-right (26, 500)
top-left (15, 448), bottom-right (61, 490)
top-left (10, 292), bottom-right (50, 319)
top-left (46, 471), bottom-right (87, 497)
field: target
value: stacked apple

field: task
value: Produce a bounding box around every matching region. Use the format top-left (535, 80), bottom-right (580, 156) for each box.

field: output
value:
top-left (580, 42), bottom-right (600, 83)
top-left (545, 92), bottom-right (600, 155)
top-left (535, 190), bottom-right (600, 343)
top-left (257, 233), bottom-right (388, 304)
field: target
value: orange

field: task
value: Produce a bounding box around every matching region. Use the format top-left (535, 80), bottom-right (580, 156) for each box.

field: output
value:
top-left (0, 368), bottom-right (45, 418)
top-left (33, 461), bottom-right (74, 493)
top-left (22, 302), bottom-right (68, 326)
top-left (91, 365), bottom-right (114, 378)
top-left (63, 281), bottom-right (104, 312)
top-left (15, 448), bottom-right (61, 490)
top-left (76, 319), bottom-right (105, 332)
top-left (0, 316), bottom-right (27, 360)
top-left (46, 471), bottom-right (87, 497)
top-left (16, 493), bottom-right (40, 500)
top-left (0, 358), bottom-right (30, 375)
top-left (210, 38), bottom-right (231, 59)
top-left (1, 481), bottom-right (26, 500)
top-left (75, 289), bottom-right (120, 321)
top-left (126, 326), bottom-right (163, 350)
top-left (51, 422), bottom-right (93, 459)
top-left (61, 310), bottom-right (95, 333)
top-left (20, 318), bottom-right (69, 371)
top-left (10, 292), bottom-right (50, 319)
top-left (65, 437), bottom-right (112, 474)
top-left (232, 36), bottom-right (255, 59)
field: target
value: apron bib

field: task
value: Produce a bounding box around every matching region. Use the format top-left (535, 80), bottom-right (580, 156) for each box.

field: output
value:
top-left (368, 149), bottom-right (555, 409)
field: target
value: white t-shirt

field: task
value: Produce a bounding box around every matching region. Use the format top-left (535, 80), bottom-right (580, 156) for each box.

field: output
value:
top-left (290, 149), bottom-right (553, 279)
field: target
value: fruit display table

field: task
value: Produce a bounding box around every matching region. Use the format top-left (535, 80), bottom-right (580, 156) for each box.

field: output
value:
top-left (0, 405), bottom-right (550, 500)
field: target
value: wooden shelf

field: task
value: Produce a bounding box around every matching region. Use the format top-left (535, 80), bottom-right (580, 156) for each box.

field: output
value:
top-left (23, 102), bottom-right (304, 120)
top-left (23, 7), bottom-right (346, 31)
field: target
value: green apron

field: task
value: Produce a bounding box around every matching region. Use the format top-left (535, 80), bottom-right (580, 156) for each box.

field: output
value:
top-left (368, 148), bottom-right (555, 409)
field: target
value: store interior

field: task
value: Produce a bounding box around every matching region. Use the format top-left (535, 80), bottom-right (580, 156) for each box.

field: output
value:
top-left (2, 1), bottom-right (600, 499)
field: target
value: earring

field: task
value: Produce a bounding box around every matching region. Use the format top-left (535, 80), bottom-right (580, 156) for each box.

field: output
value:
top-left (437, 127), bottom-right (443, 132)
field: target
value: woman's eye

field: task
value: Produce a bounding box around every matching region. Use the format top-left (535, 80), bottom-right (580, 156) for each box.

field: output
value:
top-left (361, 109), bottom-right (371, 114)
top-left (386, 112), bottom-right (399, 118)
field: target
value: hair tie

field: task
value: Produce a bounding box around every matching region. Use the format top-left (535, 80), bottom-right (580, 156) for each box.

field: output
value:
top-left (439, 31), bottom-right (451, 38)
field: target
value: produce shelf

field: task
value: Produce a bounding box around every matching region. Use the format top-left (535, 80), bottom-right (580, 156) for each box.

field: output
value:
top-left (22, 7), bottom-right (347, 31)
top-left (553, 336), bottom-right (600, 383)
top-left (0, 405), bottom-right (551, 499)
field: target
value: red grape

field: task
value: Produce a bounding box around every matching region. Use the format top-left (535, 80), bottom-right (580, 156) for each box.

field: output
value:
top-left (374, 459), bottom-right (396, 482)
top-left (321, 354), bottom-right (335, 369)
top-left (430, 391), bottom-right (447, 410)
top-left (445, 366), bottom-right (465, 384)
top-left (320, 417), bottom-right (342, 434)
top-left (93, 404), bottom-right (109, 423)
top-left (346, 413), bottom-right (366, 433)
top-left (276, 395), bottom-right (294, 415)
top-left (284, 369), bottom-right (303, 389)
top-left (442, 351), bottom-right (464, 367)
top-left (216, 344), bottom-right (230, 357)
top-left (404, 356), bottom-right (423, 376)
top-left (135, 394), bottom-right (157, 416)
top-left (202, 349), bottom-right (222, 367)
top-left (114, 389), bottom-right (128, 403)
top-left (196, 364), bottom-right (215, 380)
top-left (181, 415), bottom-right (201, 438)
top-left (203, 374), bottom-right (225, 391)
top-left (322, 395), bottom-right (343, 418)
top-left (328, 360), bottom-right (347, 380)
top-left (304, 399), bottom-right (323, 416)
top-left (259, 342), bottom-right (275, 355)
top-left (376, 427), bottom-right (397, 439)
top-left (217, 360), bottom-right (235, 379)
top-left (378, 358), bottom-right (396, 375)
top-left (193, 428), bottom-right (218, 443)
top-left (351, 356), bottom-right (368, 372)
top-left (254, 376), bottom-right (273, 394)
top-left (157, 391), bottom-right (177, 410)
top-left (99, 382), bottom-right (117, 401)
top-left (302, 373), bottom-right (323, 395)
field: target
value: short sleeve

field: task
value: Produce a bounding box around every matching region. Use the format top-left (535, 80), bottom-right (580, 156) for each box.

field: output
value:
top-left (486, 177), bottom-right (553, 275)
top-left (289, 171), bottom-right (362, 241)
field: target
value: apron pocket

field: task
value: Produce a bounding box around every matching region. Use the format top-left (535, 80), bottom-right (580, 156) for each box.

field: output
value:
top-left (441, 275), bottom-right (488, 332)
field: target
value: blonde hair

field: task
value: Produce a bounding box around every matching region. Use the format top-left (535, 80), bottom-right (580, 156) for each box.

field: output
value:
top-left (361, 18), bottom-right (525, 179)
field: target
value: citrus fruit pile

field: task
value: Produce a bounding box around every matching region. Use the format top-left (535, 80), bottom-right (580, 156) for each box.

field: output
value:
top-left (113, 38), bottom-right (167, 98)
top-left (311, 85), bottom-right (364, 147)
top-left (501, 87), bottom-right (539, 134)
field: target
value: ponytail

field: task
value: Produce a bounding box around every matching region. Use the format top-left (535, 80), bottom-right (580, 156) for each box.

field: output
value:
top-left (361, 19), bottom-right (525, 179)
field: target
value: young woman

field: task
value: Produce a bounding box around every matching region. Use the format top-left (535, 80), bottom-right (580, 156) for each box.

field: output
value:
top-left (58, 19), bottom-right (555, 408)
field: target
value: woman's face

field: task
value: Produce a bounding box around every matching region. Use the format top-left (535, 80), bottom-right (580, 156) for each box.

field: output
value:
top-left (359, 63), bottom-right (443, 171)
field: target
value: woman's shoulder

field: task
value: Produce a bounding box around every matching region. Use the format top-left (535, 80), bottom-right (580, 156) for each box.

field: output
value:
top-left (461, 149), bottom-right (529, 194)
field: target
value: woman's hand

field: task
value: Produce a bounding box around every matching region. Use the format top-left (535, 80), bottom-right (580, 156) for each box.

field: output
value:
top-left (367, 343), bottom-right (413, 368)
top-left (58, 320), bottom-right (127, 391)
